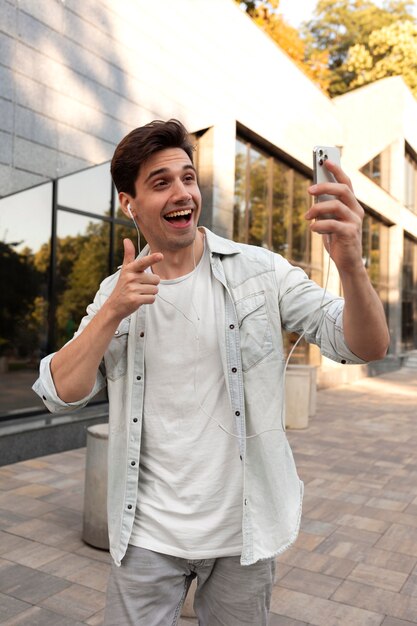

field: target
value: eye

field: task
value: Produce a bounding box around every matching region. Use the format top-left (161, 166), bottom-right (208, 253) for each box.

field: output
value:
top-left (154, 179), bottom-right (168, 189)
top-left (184, 174), bottom-right (196, 183)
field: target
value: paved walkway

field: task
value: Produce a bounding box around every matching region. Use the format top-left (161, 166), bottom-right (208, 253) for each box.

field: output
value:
top-left (0, 367), bottom-right (416, 625)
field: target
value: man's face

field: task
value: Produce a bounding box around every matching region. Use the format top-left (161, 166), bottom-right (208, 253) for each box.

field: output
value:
top-left (128, 148), bottom-right (202, 253)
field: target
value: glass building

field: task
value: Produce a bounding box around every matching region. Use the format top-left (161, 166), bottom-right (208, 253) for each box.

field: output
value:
top-left (0, 136), bottom-right (402, 422)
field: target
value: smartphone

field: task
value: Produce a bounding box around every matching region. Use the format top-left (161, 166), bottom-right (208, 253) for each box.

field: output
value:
top-left (312, 145), bottom-right (341, 219)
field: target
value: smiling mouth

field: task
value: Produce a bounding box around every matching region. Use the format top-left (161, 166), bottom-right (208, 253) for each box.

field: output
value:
top-left (163, 209), bottom-right (193, 225)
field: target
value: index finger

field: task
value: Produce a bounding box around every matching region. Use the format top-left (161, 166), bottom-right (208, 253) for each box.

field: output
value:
top-left (129, 252), bottom-right (164, 273)
top-left (324, 159), bottom-right (353, 190)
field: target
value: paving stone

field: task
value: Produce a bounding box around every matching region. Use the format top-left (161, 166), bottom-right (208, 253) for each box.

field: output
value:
top-left (381, 618), bottom-right (417, 626)
top-left (1, 368), bottom-right (416, 624)
top-left (268, 615), bottom-right (308, 626)
top-left (40, 583), bottom-right (106, 621)
top-left (84, 608), bottom-right (106, 625)
top-left (278, 566), bottom-right (342, 599)
top-left (0, 591), bottom-right (31, 621)
top-left (347, 562), bottom-right (408, 593)
top-left (332, 580), bottom-right (417, 622)
top-left (2, 542), bottom-right (66, 568)
top-left (0, 605), bottom-right (85, 625)
top-left (270, 587), bottom-right (384, 626)
top-left (277, 547), bottom-right (356, 579)
top-left (0, 560), bottom-right (71, 603)
top-left (66, 560), bottom-right (111, 592)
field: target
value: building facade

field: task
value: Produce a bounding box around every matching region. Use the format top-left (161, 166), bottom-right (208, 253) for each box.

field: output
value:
top-left (1, 0), bottom-right (417, 423)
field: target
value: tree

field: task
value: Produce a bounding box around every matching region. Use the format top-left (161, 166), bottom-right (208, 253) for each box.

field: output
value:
top-left (0, 241), bottom-right (42, 357)
top-left (303, 0), bottom-right (416, 95)
top-left (344, 20), bottom-right (417, 96)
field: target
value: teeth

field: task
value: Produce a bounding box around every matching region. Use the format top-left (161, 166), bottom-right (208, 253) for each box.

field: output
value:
top-left (165, 209), bottom-right (192, 218)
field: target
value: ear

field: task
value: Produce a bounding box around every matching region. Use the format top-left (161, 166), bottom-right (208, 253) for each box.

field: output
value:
top-left (119, 192), bottom-right (132, 219)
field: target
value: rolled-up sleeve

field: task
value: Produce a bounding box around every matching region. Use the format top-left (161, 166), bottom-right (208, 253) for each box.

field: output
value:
top-left (32, 353), bottom-right (106, 414)
top-left (275, 256), bottom-right (366, 365)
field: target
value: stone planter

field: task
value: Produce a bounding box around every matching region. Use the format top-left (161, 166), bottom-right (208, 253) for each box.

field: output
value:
top-left (285, 365), bottom-right (317, 429)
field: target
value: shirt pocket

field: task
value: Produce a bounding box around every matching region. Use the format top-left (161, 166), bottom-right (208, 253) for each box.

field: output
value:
top-left (235, 292), bottom-right (273, 371)
top-left (104, 317), bottom-right (130, 381)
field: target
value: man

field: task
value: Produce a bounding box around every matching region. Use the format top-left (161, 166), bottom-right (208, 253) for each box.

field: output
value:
top-left (33, 119), bottom-right (389, 625)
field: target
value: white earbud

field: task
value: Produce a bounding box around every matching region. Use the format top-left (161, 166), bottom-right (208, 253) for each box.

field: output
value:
top-left (127, 202), bottom-right (134, 219)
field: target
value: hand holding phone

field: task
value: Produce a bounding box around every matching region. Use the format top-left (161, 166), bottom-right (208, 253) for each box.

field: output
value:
top-left (312, 145), bottom-right (341, 220)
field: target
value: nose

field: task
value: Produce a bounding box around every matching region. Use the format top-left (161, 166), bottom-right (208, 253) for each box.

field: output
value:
top-left (172, 179), bottom-right (192, 204)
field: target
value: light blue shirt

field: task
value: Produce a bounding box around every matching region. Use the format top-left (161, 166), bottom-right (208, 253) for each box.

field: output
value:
top-left (33, 228), bottom-right (365, 566)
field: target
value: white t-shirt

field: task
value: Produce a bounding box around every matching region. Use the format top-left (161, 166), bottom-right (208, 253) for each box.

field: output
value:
top-left (129, 243), bottom-right (243, 558)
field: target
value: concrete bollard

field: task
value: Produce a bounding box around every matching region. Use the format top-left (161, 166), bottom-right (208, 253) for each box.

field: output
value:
top-left (285, 365), bottom-right (317, 429)
top-left (82, 423), bottom-right (109, 550)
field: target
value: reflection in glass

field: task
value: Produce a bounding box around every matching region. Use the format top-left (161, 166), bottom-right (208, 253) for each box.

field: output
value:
top-left (402, 236), bottom-right (417, 350)
top-left (233, 139), bottom-right (247, 243)
top-left (405, 151), bottom-right (417, 213)
top-left (369, 220), bottom-right (380, 287)
top-left (271, 161), bottom-right (289, 257)
top-left (0, 183), bottom-right (52, 413)
top-left (56, 212), bottom-right (110, 348)
top-left (58, 163), bottom-right (112, 216)
top-left (113, 206), bottom-right (141, 271)
top-left (362, 212), bottom-right (390, 336)
top-left (248, 147), bottom-right (269, 248)
top-left (291, 172), bottom-right (310, 266)
top-left (233, 136), bottom-right (318, 363)
top-left (362, 213), bottom-right (371, 269)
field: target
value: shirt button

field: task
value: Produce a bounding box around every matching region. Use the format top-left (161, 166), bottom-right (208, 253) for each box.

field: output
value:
top-left (235, 411), bottom-right (240, 416)
top-left (231, 367), bottom-right (237, 373)
top-left (130, 461), bottom-right (136, 466)
top-left (133, 418), bottom-right (138, 423)
top-left (127, 504), bottom-right (132, 510)
top-left (341, 359), bottom-right (346, 364)
top-left (229, 324), bottom-right (235, 330)
top-left (140, 332), bottom-right (144, 337)
top-left (136, 375), bottom-right (141, 381)
top-left (114, 330), bottom-right (120, 335)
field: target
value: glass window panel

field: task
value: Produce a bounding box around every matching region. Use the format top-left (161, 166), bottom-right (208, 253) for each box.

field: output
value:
top-left (58, 162), bottom-right (112, 216)
top-left (371, 154), bottom-right (381, 184)
top-left (405, 152), bottom-right (417, 214)
top-left (248, 146), bottom-right (269, 248)
top-left (362, 212), bottom-right (390, 336)
top-left (0, 183), bottom-right (52, 415)
top-left (233, 134), bottom-right (320, 365)
top-left (402, 236), bottom-right (417, 350)
top-left (362, 213), bottom-right (371, 268)
top-left (56, 211), bottom-right (110, 348)
top-left (113, 205), bottom-right (140, 271)
top-left (271, 160), bottom-right (290, 257)
top-left (291, 172), bottom-right (310, 266)
top-left (369, 220), bottom-right (381, 287)
top-left (233, 139), bottom-right (247, 243)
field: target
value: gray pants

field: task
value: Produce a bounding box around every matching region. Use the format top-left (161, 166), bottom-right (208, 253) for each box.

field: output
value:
top-left (104, 545), bottom-right (276, 626)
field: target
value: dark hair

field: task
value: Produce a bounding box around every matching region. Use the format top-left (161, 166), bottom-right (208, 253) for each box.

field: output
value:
top-left (110, 119), bottom-right (194, 197)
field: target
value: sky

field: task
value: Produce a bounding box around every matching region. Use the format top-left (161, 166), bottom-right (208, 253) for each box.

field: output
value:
top-left (278, 0), bottom-right (417, 27)
top-left (278, 0), bottom-right (319, 27)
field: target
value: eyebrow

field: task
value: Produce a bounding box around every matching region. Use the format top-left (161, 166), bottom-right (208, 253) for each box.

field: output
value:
top-left (144, 164), bottom-right (196, 184)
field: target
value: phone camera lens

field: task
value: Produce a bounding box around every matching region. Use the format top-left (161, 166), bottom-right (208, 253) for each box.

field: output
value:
top-left (318, 149), bottom-right (323, 157)
top-left (319, 158), bottom-right (324, 166)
